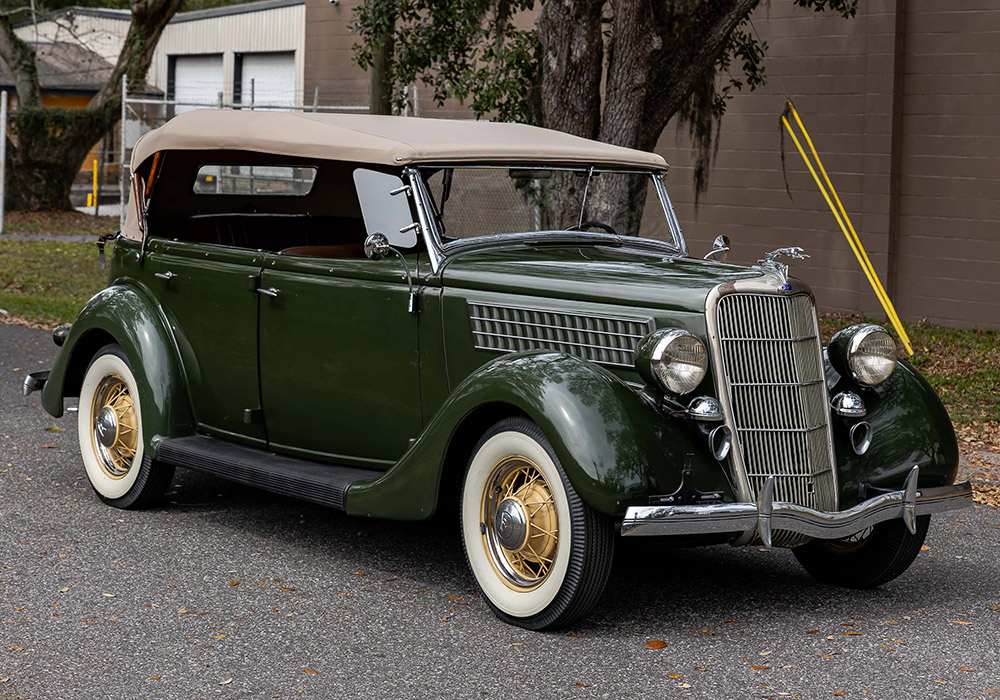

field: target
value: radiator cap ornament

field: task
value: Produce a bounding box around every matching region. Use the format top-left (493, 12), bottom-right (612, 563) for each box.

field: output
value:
top-left (756, 247), bottom-right (809, 289)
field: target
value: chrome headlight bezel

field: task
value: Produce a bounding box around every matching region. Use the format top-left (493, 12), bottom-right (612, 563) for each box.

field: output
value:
top-left (829, 323), bottom-right (898, 388)
top-left (635, 328), bottom-right (709, 395)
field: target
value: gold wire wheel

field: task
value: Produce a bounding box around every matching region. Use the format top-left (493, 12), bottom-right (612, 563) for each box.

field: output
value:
top-left (480, 455), bottom-right (560, 591)
top-left (89, 374), bottom-right (139, 480)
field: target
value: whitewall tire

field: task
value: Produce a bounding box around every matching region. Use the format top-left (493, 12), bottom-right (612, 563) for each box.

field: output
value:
top-left (461, 417), bottom-right (615, 630)
top-left (78, 344), bottom-right (173, 509)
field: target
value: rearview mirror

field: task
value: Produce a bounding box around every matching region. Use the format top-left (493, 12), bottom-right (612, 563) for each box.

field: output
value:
top-left (354, 169), bottom-right (419, 249)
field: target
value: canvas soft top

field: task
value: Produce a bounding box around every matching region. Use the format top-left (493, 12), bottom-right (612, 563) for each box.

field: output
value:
top-left (129, 110), bottom-right (668, 171)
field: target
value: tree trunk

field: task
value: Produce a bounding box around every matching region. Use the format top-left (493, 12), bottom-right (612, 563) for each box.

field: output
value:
top-left (368, 1), bottom-right (396, 115)
top-left (539, 0), bottom-right (759, 235)
top-left (537, 0), bottom-right (604, 228)
top-left (0, 0), bottom-right (184, 211)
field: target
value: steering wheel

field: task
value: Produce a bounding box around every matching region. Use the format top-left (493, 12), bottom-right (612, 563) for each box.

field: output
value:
top-left (566, 220), bottom-right (619, 236)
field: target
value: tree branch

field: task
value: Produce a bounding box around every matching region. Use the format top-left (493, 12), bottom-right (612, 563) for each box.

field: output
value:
top-left (0, 12), bottom-right (41, 107)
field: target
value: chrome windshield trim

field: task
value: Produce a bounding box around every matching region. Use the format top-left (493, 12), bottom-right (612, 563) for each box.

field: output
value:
top-left (621, 467), bottom-right (973, 543)
top-left (410, 165), bottom-right (688, 269)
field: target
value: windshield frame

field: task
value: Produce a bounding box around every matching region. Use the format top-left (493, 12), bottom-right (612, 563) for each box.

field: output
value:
top-left (408, 164), bottom-right (688, 271)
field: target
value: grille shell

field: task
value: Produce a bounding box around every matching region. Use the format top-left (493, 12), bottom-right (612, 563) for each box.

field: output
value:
top-left (709, 286), bottom-right (838, 545)
top-left (468, 302), bottom-right (653, 369)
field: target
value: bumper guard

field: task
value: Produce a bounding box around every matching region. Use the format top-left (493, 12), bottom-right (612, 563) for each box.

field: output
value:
top-left (621, 466), bottom-right (973, 547)
top-left (22, 370), bottom-right (50, 397)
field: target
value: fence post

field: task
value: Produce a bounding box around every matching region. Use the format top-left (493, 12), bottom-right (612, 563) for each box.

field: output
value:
top-left (0, 90), bottom-right (6, 234)
top-left (119, 74), bottom-right (127, 231)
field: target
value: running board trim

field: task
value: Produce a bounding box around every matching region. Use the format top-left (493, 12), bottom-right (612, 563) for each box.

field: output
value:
top-left (156, 435), bottom-right (381, 511)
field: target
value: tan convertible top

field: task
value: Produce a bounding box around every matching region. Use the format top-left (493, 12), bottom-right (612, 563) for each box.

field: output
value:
top-left (130, 110), bottom-right (668, 171)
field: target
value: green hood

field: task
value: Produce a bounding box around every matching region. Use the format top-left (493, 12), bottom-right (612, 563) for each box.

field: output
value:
top-left (439, 244), bottom-right (764, 313)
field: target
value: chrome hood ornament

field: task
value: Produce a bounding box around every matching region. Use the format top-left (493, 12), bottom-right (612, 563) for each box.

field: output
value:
top-left (755, 246), bottom-right (809, 289)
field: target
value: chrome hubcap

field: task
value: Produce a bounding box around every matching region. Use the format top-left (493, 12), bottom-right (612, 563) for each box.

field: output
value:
top-left (95, 406), bottom-right (119, 447)
top-left (495, 498), bottom-right (528, 551)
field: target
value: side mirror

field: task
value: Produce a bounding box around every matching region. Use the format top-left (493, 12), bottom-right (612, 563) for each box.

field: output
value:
top-left (704, 235), bottom-right (731, 262)
top-left (364, 232), bottom-right (391, 261)
top-left (364, 233), bottom-right (417, 314)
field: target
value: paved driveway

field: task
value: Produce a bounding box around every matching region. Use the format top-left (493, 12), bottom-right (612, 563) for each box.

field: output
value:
top-left (1, 322), bottom-right (998, 699)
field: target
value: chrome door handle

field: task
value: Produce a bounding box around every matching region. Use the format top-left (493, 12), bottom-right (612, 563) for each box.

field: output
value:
top-left (154, 271), bottom-right (175, 280)
top-left (255, 287), bottom-right (279, 297)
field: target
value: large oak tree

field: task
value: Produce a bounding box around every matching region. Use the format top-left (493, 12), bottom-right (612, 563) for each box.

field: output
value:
top-left (0, 0), bottom-right (184, 210)
top-left (354, 0), bottom-right (856, 234)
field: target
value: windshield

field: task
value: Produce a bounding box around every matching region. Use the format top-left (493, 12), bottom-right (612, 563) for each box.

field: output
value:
top-left (420, 166), bottom-right (684, 252)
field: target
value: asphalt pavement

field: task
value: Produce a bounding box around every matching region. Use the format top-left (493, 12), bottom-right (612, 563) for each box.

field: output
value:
top-left (1, 322), bottom-right (998, 699)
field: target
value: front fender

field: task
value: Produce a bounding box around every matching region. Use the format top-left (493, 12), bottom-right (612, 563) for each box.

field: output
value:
top-left (346, 352), bottom-right (728, 520)
top-left (833, 359), bottom-right (959, 508)
top-left (40, 282), bottom-right (193, 455)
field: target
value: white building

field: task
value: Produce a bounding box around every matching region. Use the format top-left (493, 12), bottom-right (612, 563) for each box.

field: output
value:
top-left (14, 0), bottom-right (305, 108)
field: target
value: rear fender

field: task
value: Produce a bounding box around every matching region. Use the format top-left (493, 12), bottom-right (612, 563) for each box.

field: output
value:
top-left (40, 283), bottom-right (193, 455)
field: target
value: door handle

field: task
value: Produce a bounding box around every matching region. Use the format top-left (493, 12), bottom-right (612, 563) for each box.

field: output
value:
top-left (154, 271), bottom-right (175, 281)
top-left (255, 287), bottom-right (280, 297)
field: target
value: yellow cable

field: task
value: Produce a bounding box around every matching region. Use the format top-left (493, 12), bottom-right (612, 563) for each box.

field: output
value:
top-left (788, 104), bottom-right (913, 355)
top-left (780, 116), bottom-right (913, 356)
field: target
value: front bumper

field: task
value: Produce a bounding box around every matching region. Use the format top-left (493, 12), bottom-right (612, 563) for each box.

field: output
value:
top-left (621, 466), bottom-right (973, 547)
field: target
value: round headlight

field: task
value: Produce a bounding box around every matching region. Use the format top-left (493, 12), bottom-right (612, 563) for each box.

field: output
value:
top-left (830, 323), bottom-right (897, 387)
top-left (635, 329), bottom-right (708, 394)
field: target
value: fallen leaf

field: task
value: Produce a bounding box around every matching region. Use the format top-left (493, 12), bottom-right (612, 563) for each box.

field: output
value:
top-left (218, 679), bottom-right (232, 686)
top-left (759, 650), bottom-right (773, 656)
top-left (445, 594), bottom-right (462, 600)
top-left (921, 545), bottom-right (931, 551)
top-left (677, 683), bottom-right (692, 689)
top-left (10, 647), bottom-right (23, 652)
top-left (278, 586), bottom-right (295, 591)
top-left (667, 674), bottom-right (684, 678)
top-left (834, 693), bottom-right (845, 697)
top-left (806, 629), bottom-right (820, 634)
top-left (302, 669), bottom-right (318, 674)
top-left (844, 631), bottom-right (861, 636)
top-left (694, 667), bottom-right (707, 672)
top-left (228, 581), bottom-right (239, 586)
top-left (102, 593), bottom-right (117, 598)
top-left (990, 604), bottom-right (999, 611)
top-left (749, 665), bottom-right (770, 670)
top-left (951, 620), bottom-right (971, 625)
top-left (573, 683), bottom-right (590, 688)
top-left (959, 667), bottom-right (974, 672)
top-left (59, 587), bottom-right (69, 593)
top-left (214, 635), bottom-right (227, 639)
top-left (933, 680), bottom-right (947, 685)
top-left (44, 427), bottom-right (64, 433)
top-left (645, 640), bottom-right (667, 650)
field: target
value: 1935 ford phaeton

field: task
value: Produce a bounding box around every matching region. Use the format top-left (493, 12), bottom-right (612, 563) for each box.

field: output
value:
top-left (24, 111), bottom-right (972, 629)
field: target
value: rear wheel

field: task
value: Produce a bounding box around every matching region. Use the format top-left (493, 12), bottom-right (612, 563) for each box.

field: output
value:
top-left (460, 417), bottom-right (614, 630)
top-left (78, 344), bottom-right (174, 509)
top-left (792, 515), bottom-right (931, 588)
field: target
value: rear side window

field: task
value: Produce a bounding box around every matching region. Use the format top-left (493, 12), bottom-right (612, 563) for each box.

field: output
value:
top-left (193, 164), bottom-right (317, 196)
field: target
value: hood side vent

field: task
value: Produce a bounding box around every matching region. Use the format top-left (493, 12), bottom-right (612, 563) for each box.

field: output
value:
top-left (468, 302), bottom-right (653, 369)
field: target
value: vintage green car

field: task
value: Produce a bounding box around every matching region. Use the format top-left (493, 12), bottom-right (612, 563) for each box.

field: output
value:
top-left (24, 111), bottom-right (972, 630)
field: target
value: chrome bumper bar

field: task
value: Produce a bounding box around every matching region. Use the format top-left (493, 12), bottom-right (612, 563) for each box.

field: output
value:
top-left (620, 466), bottom-right (973, 547)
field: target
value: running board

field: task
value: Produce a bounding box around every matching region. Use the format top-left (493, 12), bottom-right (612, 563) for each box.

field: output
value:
top-left (155, 435), bottom-right (381, 511)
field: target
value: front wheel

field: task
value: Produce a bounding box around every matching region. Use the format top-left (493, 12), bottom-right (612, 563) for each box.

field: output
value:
top-left (460, 417), bottom-right (615, 630)
top-left (792, 515), bottom-right (931, 589)
top-left (78, 344), bottom-right (174, 509)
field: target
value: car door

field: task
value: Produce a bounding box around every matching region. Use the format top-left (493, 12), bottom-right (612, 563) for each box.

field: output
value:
top-left (257, 252), bottom-right (422, 466)
top-left (146, 237), bottom-right (267, 445)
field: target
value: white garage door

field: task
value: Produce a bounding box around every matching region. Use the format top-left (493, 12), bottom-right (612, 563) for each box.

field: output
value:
top-left (241, 52), bottom-right (295, 109)
top-left (173, 54), bottom-right (224, 114)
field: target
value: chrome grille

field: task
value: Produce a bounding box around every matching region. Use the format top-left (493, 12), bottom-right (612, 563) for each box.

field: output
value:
top-left (468, 302), bottom-right (652, 368)
top-left (714, 292), bottom-right (837, 541)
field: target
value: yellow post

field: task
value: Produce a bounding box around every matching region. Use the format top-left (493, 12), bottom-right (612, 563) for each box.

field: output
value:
top-left (92, 159), bottom-right (98, 213)
top-left (781, 104), bottom-right (914, 356)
